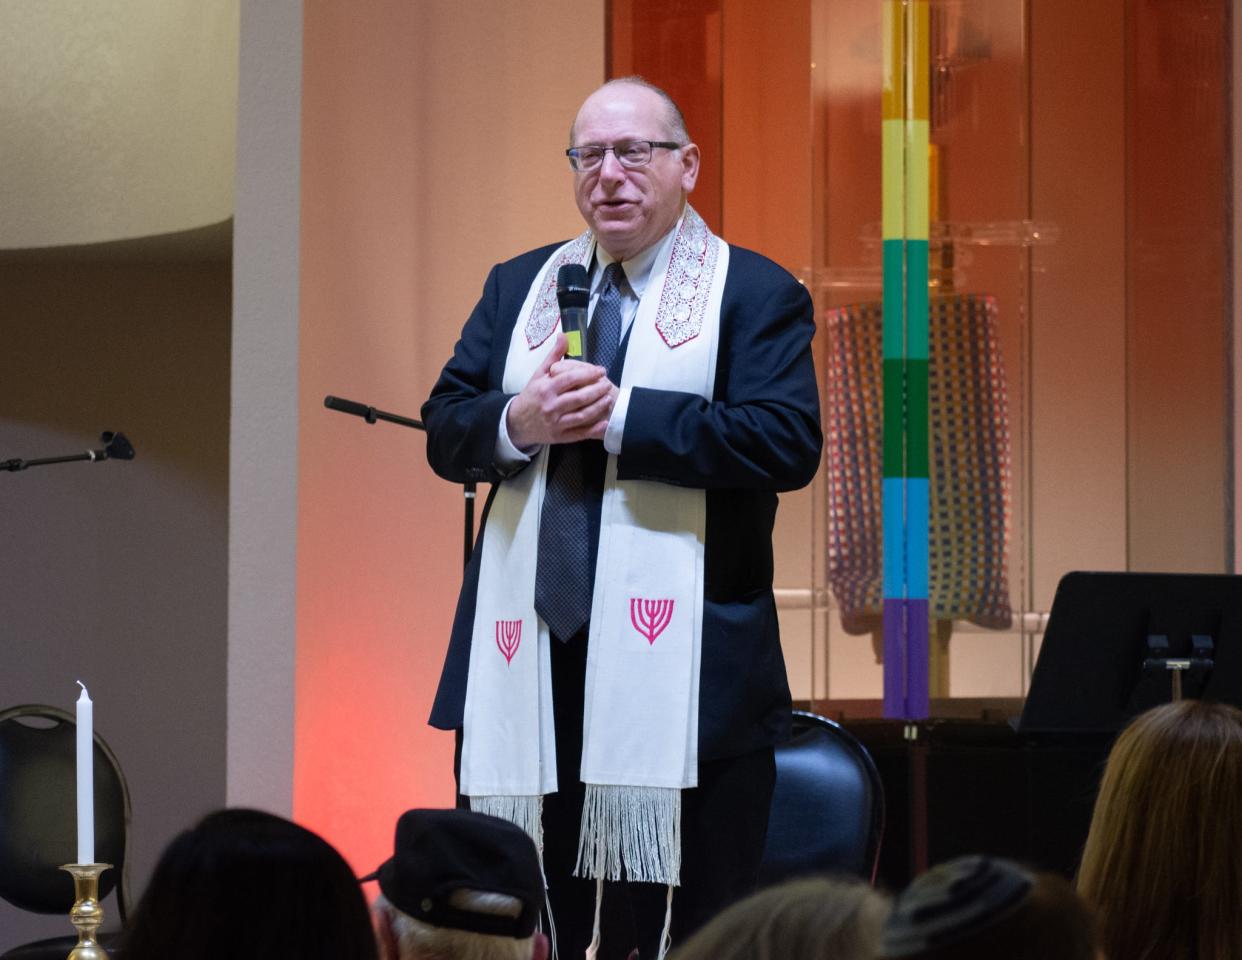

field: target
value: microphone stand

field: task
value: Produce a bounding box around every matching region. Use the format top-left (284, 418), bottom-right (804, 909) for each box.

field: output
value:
top-left (1, 431), bottom-right (136, 473)
top-left (323, 395), bottom-right (475, 570)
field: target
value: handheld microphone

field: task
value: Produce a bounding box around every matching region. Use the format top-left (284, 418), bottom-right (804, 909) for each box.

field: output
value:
top-left (556, 263), bottom-right (590, 360)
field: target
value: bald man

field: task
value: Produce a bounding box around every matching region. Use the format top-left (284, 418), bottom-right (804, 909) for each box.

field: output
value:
top-left (422, 78), bottom-right (821, 960)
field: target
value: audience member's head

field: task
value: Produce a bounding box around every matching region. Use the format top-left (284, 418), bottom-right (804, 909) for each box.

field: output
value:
top-left (667, 875), bottom-right (890, 960)
top-left (366, 808), bottom-right (547, 960)
top-left (879, 855), bottom-right (1096, 960)
top-left (120, 807), bottom-right (377, 960)
top-left (1077, 698), bottom-right (1242, 960)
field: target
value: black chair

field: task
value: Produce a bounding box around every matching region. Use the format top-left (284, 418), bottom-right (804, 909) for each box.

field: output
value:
top-left (759, 710), bottom-right (885, 885)
top-left (0, 705), bottom-right (130, 960)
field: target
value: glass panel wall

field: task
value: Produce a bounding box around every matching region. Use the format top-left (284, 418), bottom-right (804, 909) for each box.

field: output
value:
top-left (608, 0), bottom-right (1233, 716)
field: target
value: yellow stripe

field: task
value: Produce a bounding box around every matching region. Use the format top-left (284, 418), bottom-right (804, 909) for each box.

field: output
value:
top-left (905, 120), bottom-right (929, 240)
top-left (881, 0), bottom-right (904, 121)
top-left (882, 120), bottom-right (906, 240)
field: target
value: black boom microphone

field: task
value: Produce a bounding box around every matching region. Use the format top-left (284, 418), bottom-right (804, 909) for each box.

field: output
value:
top-left (324, 394), bottom-right (377, 422)
top-left (556, 263), bottom-right (590, 360)
top-left (323, 395), bottom-right (423, 430)
top-left (1, 430), bottom-right (135, 473)
top-left (99, 431), bottom-right (135, 461)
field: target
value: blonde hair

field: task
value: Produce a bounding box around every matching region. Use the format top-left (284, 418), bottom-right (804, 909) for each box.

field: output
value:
top-left (668, 876), bottom-right (890, 960)
top-left (1076, 699), bottom-right (1242, 960)
top-left (375, 892), bottom-right (532, 960)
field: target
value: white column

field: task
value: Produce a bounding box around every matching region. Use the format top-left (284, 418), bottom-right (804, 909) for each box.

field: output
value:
top-left (228, 0), bottom-right (303, 812)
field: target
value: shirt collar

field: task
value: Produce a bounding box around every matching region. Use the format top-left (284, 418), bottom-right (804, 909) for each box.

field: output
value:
top-left (593, 210), bottom-right (684, 300)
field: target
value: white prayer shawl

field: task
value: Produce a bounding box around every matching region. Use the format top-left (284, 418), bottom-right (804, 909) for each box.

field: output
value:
top-left (461, 207), bottom-right (728, 899)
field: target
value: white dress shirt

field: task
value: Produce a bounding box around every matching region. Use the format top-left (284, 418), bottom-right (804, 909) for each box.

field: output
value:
top-left (495, 222), bottom-right (678, 467)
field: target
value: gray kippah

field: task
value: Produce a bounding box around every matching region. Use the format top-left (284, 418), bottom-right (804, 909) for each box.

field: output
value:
top-left (879, 855), bottom-right (1034, 957)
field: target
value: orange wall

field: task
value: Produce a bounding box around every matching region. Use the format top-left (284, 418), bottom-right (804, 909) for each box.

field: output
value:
top-left (296, 0), bottom-right (603, 876)
top-left (610, 0), bottom-right (821, 695)
top-left (1028, 0), bottom-right (1129, 607)
top-left (717, 0), bottom-right (818, 691)
top-left (607, 0), bottom-right (812, 275)
top-left (1124, 0), bottom-right (1229, 572)
top-left (1236, 0), bottom-right (1242, 573)
top-left (610, 0), bottom-right (724, 233)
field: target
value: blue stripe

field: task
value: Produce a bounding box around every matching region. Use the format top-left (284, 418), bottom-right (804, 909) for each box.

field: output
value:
top-left (907, 478), bottom-right (929, 598)
top-left (882, 477), bottom-right (905, 598)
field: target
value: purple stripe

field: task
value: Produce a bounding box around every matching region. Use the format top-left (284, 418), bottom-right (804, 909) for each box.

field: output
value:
top-left (907, 599), bottom-right (930, 718)
top-left (883, 599), bottom-right (907, 717)
top-left (882, 598), bottom-right (931, 719)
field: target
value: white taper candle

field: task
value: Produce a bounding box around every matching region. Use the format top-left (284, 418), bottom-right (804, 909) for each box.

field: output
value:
top-left (75, 681), bottom-right (94, 865)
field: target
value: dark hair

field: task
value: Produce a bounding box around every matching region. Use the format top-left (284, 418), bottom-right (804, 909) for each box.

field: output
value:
top-left (893, 870), bottom-right (1096, 960)
top-left (1077, 699), bottom-right (1242, 960)
top-left (668, 876), bottom-right (890, 960)
top-left (120, 808), bottom-right (377, 960)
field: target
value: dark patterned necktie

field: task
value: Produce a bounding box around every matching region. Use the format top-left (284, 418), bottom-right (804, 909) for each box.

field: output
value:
top-left (534, 262), bottom-right (626, 642)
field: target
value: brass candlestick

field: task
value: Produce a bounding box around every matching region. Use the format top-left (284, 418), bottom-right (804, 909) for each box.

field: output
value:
top-left (60, 863), bottom-right (113, 960)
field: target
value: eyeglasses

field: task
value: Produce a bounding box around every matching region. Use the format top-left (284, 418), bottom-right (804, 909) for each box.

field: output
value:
top-left (565, 140), bottom-right (682, 172)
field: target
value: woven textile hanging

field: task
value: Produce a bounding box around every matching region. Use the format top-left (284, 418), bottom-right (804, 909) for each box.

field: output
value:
top-left (825, 293), bottom-right (1012, 634)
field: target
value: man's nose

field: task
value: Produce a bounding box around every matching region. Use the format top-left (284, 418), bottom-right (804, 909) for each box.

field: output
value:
top-left (597, 149), bottom-right (627, 182)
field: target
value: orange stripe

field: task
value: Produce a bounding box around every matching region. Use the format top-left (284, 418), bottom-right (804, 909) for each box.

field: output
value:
top-left (909, 0), bottom-right (929, 122)
top-left (881, 0), bottom-right (905, 121)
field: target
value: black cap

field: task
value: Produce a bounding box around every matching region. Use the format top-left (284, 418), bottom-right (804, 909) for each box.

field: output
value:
top-left (361, 809), bottom-right (542, 939)
top-left (880, 855), bottom-right (1034, 957)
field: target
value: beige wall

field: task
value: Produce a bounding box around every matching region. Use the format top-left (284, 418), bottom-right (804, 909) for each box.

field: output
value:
top-left (1, 1), bottom-right (238, 249)
top-left (294, 0), bottom-right (603, 876)
top-left (0, 255), bottom-right (231, 948)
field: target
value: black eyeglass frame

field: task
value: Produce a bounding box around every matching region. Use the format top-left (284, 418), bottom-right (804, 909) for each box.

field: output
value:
top-left (565, 140), bottom-right (683, 171)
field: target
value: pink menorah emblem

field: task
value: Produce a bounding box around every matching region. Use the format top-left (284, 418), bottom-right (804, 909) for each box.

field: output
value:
top-left (495, 619), bottom-right (522, 665)
top-left (630, 598), bottom-right (675, 645)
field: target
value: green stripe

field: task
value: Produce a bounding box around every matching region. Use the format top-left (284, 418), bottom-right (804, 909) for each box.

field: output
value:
top-left (883, 359), bottom-right (929, 478)
top-left (907, 358), bottom-right (928, 477)
top-left (882, 240), bottom-right (905, 359)
top-left (883, 359), bottom-right (905, 477)
top-left (907, 240), bottom-right (928, 359)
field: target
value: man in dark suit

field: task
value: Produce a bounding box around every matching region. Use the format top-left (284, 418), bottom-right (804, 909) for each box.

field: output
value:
top-left (421, 78), bottom-right (821, 960)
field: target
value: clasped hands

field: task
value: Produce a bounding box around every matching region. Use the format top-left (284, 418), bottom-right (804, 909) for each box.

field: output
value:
top-left (507, 333), bottom-right (618, 449)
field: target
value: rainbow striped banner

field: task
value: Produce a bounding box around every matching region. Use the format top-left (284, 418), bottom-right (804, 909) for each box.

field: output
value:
top-left (881, 0), bottom-right (930, 719)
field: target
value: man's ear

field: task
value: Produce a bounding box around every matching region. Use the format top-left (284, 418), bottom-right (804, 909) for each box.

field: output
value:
top-left (679, 141), bottom-right (700, 193)
top-left (531, 931), bottom-right (550, 960)
top-left (375, 906), bottom-right (399, 960)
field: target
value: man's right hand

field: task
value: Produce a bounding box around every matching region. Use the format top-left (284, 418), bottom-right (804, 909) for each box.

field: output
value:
top-left (507, 333), bottom-right (617, 449)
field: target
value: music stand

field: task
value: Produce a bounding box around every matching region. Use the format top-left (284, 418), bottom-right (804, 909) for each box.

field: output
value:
top-left (1018, 571), bottom-right (1242, 734)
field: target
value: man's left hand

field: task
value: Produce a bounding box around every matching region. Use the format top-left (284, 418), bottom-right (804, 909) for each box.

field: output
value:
top-left (548, 357), bottom-right (618, 441)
